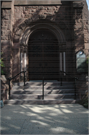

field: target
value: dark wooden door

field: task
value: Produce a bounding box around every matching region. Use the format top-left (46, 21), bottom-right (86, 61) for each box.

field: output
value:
top-left (28, 29), bottom-right (59, 80)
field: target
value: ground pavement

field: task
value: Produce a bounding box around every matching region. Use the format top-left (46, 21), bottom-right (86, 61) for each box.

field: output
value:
top-left (0, 104), bottom-right (88, 134)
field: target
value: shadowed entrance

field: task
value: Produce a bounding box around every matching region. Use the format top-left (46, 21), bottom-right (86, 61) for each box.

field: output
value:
top-left (28, 29), bottom-right (59, 80)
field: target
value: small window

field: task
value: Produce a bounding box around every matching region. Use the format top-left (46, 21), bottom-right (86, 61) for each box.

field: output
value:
top-left (76, 51), bottom-right (87, 73)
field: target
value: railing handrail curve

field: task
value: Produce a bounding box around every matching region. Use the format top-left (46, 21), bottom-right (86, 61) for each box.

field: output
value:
top-left (7, 71), bottom-right (26, 99)
top-left (59, 70), bottom-right (78, 99)
top-left (7, 71), bottom-right (26, 81)
top-left (59, 70), bottom-right (78, 80)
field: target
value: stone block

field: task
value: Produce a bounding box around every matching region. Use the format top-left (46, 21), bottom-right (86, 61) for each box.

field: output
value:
top-left (73, 2), bottom-right (83, 8)
top-left (85, 43), bottom-right (89, 49)
top-left (24, 14), bottom-right (30, 18)
top-left (14, 0), bottom-right (61, 5)
top-left (7, 24), bottom-right (11, 30)
top-left (0, 75), bottom-right (7, 84)
top-left (14, 0), bottom-right (27, 5)
top-left (2, 2), bottom-right (12, 8)
top-left (1, 36), bottom-right (7, 40)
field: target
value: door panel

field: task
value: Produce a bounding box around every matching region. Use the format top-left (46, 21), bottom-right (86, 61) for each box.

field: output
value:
top-left (28, 29), bottom-right (59, 80)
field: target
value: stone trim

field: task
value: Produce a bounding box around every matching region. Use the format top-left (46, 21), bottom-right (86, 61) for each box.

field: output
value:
top-left (73, 1), bottom-right (83, 8)
top-left (20, 22), bottom-right (66, 46)
top-left (85, 43), bottom-right (89, 49)
top-left (1, 0), bottom-right (62, 8)
top-left (1, 2), bottom-right (12, 8)
top-left (14, 0), bottom-right (61, 6)
top-left (1, 0), bottom-right (84, 8)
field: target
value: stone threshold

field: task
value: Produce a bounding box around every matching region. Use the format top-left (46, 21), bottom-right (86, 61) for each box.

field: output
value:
top-left (4, 99), bottom-right (80, 105)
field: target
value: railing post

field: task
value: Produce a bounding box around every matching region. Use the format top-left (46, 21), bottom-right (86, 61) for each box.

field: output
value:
top-left (8, 78), bottom-right (10, 100)
top-left (42, 77), bottom-right (44, 99)
top-left (74, 78), bottom-right (76, 99)
top-left (61, 77), bottom-right (62, 86)
top-left (24, 71), bottom-right (25, 86)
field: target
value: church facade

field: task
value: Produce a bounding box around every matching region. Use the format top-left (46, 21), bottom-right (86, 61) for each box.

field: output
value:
top-left (1, 0), bottom-right (89, 101)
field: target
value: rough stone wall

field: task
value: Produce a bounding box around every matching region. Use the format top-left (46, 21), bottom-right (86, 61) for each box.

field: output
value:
top-left (1, 75), bottom-right (9, 102)
top-left (76, 74), bottom-right (88, 100)
top-left (13, 5), bottom-right (73, 40)
top-left (13, 4), bottom-right (75, 78)
top-left (2, 2), bottom-right (88, 79)
top-left (73, 0), bottom-right (89, 100)
top-left (1, 1), bottom-right (89, 101)
top-left (1, 2), bottom-right (88, 71)
top-left (73, 4), bottom-right (84, 53)
top-left (1, 9), bottom-right (12, 78)
top-left (82, 0), bottom-right (89, 56)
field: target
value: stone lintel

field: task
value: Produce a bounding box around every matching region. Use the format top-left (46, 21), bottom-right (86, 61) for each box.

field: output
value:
top-left (1, 1), bottom-right (12, 8)
top-left (85, 43), bottom-right (89, 49)
top-left (14, 0), bottom-right (61, 5)
top-left (1, 2), bottom-right (12, 8)
top-left (73, 1), bottom-right (83, 8)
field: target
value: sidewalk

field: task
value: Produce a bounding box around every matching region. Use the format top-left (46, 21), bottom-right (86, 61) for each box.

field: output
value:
top-left (0, 104), bottom-right (88, 134)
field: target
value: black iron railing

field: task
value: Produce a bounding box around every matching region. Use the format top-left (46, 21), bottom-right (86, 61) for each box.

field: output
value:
top-left (7, 70), bottom-right (78, 100)
top-left (7, 71), bottom-right (26, 99)
top-left (42, 77), bottom-right (44, 100)
top-left (41, 71), bottom-right (78, 100)
top-left (59, 71), bottom-right (78, 99)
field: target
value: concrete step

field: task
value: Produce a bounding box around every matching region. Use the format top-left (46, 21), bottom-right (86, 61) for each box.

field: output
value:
top-left (13, 81), bottom-right (74, 87)
top-left (44, 94), bottom-right (75, 100)
top-left (13, 81), bottom-right (74, 84)
top-left (44, 85), bottom-right (74, 89)
top-left (12, 85), bottom-right (74, 91)
top-left (8, 80), bottom-right (78, 104)
top-left (10, 93), bottom-right (75, 100)
top-left (11, 89), bottom-right (75, 94)
top-left (4, 99), bottom-right (79, 105)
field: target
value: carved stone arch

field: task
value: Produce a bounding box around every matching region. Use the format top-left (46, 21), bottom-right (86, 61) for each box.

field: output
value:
top-left (20, 20), bottom-right (66, 47)
top-left (12, 18), bottom-right (67, 47)
top-left (12, 16), bottom-right (71, 47)
top-left (19, 19), bottom-right (67, 80)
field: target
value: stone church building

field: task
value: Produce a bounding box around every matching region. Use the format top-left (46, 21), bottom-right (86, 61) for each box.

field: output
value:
top-left (1, 0), bottom-right (89, 102)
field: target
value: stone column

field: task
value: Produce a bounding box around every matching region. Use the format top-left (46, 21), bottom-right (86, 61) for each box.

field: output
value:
top-left (1, 1), bottom-right (14, 100)
top-left (1, 1), bottom-right (14, 79)
top-left (73, 1), bottom-right (84, 75)
top-left (82, 0), bottom-right (89, 56)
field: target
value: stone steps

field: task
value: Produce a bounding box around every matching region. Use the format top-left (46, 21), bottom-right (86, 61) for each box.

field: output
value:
top-left (11, 89), bottom-right (75, 94)
top-left (5, 80), bottom-right (79, 104)
top-left (12, 85), bottom-right (74, 90)
top-left (10, 93), bottom-right (75, 100)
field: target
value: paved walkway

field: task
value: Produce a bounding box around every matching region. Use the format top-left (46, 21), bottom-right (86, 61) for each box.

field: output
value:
top-left (1, 104), bottom-right (88, 134)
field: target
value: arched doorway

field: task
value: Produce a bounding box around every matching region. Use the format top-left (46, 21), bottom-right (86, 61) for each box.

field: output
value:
top-left (28, 29), bottom-right (59, 80)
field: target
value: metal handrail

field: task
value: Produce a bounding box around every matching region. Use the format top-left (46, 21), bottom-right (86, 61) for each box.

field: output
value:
top-left (7, 71), bottom-right (26, 99)
top-left (59, 70), bottom-right (78, 79)
top-left (59, 70), bottom-right (78, 99)
top-left (7, 70), bottom-right (78, 100)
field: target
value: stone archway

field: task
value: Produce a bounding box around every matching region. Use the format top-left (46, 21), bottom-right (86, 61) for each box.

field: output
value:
top-left (19, 20), bottom-right (66, 81)
top-left (28, 28), bottom-right (59, 80)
